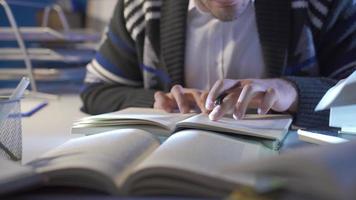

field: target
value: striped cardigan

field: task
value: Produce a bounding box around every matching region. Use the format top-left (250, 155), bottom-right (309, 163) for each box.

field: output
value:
top-left (81, 0), bottom-right (356, 128)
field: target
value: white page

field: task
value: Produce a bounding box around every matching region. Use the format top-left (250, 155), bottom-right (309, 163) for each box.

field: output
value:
top-left (124, 130), bottom-right (275, 196)
top-left (315, 71), bottom-right (356, 111)
top-left (176, 114), bottom-right (292, 140)
top-left (31, 129), bottom-right (160, 194)
top-left (75, 108), bottom-right (194, 131)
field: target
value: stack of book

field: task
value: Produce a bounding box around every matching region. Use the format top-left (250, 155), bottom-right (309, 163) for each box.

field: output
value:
top-left (315, 71), bottom-right (356, 134)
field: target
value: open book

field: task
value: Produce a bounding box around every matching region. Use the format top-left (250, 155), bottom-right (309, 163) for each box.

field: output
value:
top-left (1, 129), bottom-right (275, 197)
top-left (73, 107), bottom-right (292, 150)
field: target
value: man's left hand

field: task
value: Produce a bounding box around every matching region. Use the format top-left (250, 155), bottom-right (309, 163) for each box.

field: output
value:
top-left (205, 78), bottom-right (298, 121)
top-left (154, 85), bottom-right (209, 113)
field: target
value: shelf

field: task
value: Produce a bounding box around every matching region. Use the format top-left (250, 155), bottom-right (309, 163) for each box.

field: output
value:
top-left (0, 67), bottom-right (85, 82)
top-left (0, 48), bottom-right (94, 63)
top-left (0, 27), bottom-right (100, 43)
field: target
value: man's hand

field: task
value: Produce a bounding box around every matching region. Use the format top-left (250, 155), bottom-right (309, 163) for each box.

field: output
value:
top-left (205, 79), bottom-right (298, 121)
top-left (154, 85), bottom-right (209, 113)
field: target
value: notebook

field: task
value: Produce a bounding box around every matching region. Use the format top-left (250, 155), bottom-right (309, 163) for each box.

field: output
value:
top-left (72, 107), bottom-right (292, 150)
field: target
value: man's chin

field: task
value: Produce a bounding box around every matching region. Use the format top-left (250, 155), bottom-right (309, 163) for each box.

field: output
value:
top-left (210, 0), bottom-right (238, 8)
top-left (212, 11), bottom-right (238, 21)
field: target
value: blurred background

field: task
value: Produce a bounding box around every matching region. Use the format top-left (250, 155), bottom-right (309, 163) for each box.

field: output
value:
top-left (0, 0), bottom-right (117, 94)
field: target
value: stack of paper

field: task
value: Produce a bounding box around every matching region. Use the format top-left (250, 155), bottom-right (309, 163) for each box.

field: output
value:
top-left (315, 71), bottom-right (356, 134)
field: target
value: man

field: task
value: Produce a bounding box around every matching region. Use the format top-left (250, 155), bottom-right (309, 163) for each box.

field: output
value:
top-left (81, 0), bottom-right (356, 128)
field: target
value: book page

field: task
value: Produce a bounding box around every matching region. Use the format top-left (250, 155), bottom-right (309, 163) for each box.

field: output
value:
top-left (29, 129), bottom-right (160, 195)
top-left (72, 124), bottom-right (173, 137)
top-left (176, 114), bottom-right (292, 140)
top-left (74, 108), bottom-right (194, 132)
top-left (123, 130), bottom-right (275, 197)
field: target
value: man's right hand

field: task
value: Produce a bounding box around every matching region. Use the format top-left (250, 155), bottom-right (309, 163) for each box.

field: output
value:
top-left (154, 85), bottom-right (208, 113)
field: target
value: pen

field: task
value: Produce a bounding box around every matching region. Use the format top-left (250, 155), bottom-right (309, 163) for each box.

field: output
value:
top-left (21, 101), bottom-right (48, 117)
top-left (213, 82), bottom-right (241, 106)
top-left (0, 77), bottom-right (30, 122)
top-left (214, 92), bottom-right (228, 106)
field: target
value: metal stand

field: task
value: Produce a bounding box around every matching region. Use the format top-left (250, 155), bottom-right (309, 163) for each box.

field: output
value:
top-left (0, 0), bottom-right (58, 99)
top-left (41, 4), bottom-right (70, 33)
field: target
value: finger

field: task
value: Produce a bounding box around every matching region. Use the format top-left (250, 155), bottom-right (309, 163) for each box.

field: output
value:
top-left (191, 91), bottom-right (207, 113)
top-left (206, 80), bottom-right (224, 110)
top-left (200, 92), bottom-right (209, 114)
top-left (153, 94), bottom-right (173, 112)
top-left (247, 93), bottom-right (264, 108)
top-left (170, 85), bottom-right (190, 113)
top-left (154, 91), bottom-right (176, 112)
top-left (234, 84), bottom-right (259, 120)
top-left (259, 88), bottom-right (277, 115)
top-left (209, 92), bottom-right (239, 121)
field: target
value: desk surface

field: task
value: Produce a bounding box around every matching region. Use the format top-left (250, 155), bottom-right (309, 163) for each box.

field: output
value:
top-left (13, 97), bottom-right (355, 199)
top-left (21, 95), bottom-right (87, 164)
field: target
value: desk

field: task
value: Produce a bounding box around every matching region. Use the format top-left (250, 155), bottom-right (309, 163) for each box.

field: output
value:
top-left (12, 103), bottom-right (353, 199)
top-left (21, 94), bottom-right (87, 164)
top-left (22, 95), bottom-right (346, 163)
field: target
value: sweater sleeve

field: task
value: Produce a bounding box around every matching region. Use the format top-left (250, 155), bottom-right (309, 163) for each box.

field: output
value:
top-left (80, 1), bottom-right (156, 115)
top-left (285, 0), bottom-right (356, 128)
top-left (80, 83), bottom-right (156, 115)
top-left (285, 76), bottom-right (336, 128)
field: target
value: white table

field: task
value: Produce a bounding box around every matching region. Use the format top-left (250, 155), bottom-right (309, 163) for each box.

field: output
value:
top-left (21, 94), bottom-right (87, 164)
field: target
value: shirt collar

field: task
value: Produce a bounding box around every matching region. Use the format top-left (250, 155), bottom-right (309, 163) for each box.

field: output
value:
top-left (188, 0), bottom-right (255, 12)
top-left (188, 0), bottom-right (196, 12)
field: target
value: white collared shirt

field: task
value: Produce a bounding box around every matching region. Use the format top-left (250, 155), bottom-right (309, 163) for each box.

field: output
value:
top-left (185, 0), bottom-right (266, 90)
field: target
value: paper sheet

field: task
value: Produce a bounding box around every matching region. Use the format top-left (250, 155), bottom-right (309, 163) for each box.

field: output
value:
top-left (315, 71), bottom-right (356, 111)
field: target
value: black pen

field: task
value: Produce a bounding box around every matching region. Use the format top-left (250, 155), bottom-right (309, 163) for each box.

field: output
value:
top-left (213, 82), bottom-right (241, 106)
top-left (214, 92), bottom-right (229, 106)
